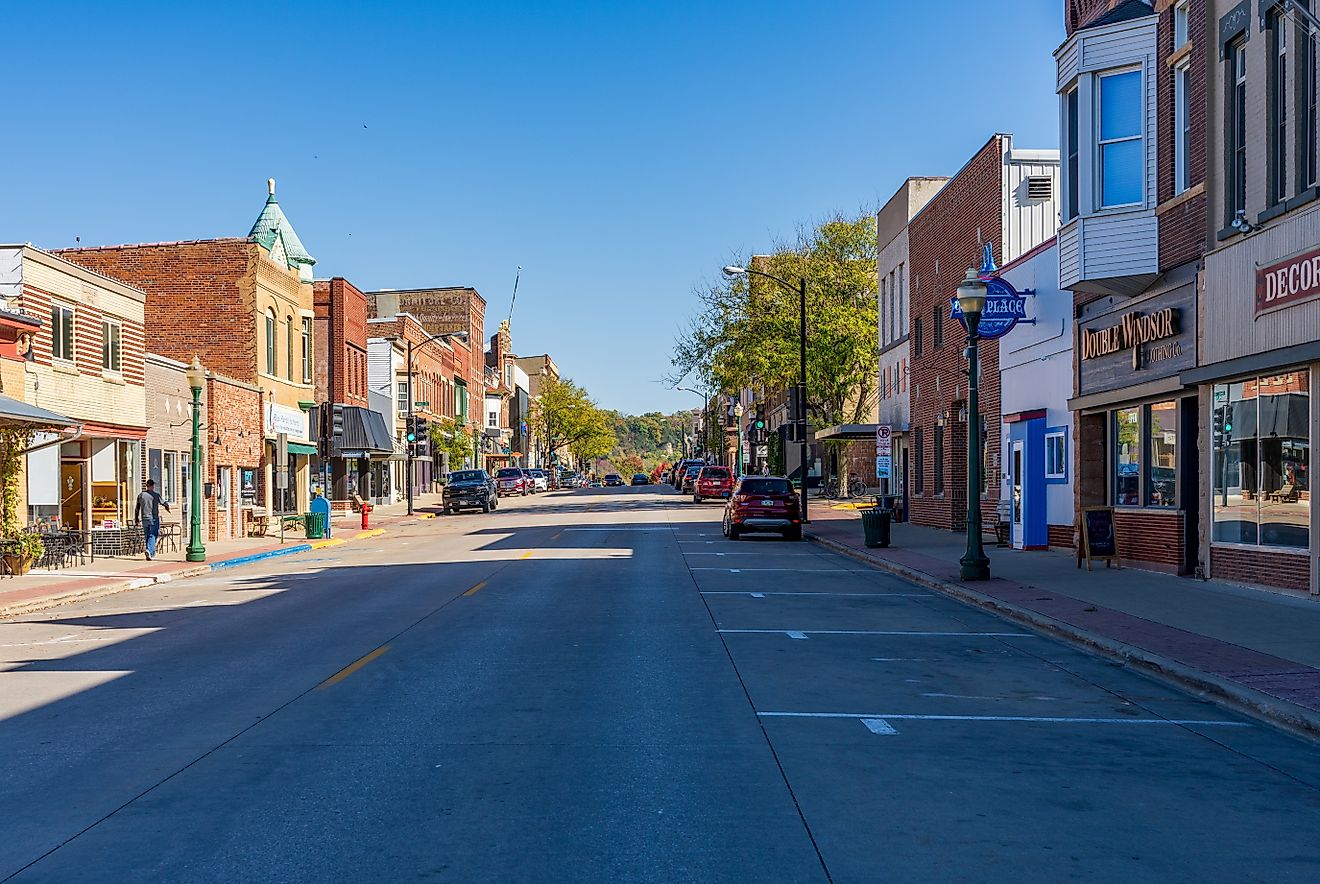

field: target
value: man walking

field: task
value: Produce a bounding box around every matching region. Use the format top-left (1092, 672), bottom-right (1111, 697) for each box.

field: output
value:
top-left (135, 479), bottom-right (170, 561)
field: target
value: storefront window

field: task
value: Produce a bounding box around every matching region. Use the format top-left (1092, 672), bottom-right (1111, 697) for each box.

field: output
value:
top-left (1146, 401), bottom-right (1177, 507)
top-left (1113, 407), bottom-right (1140, 505)
top-left (1213, 371), bottom-right (1309, 548)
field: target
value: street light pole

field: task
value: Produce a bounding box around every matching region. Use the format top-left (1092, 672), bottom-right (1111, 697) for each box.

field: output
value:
top-left (401, 328), bottom-right (469, 516)
top-left (734, 402), bottom-right (745, 476)
top-left (185, 356), bottom-right (206, 563)
top-left (721, 266), bottom-right (809, 523)
top-left (956, 266), bottom-right (990, 581)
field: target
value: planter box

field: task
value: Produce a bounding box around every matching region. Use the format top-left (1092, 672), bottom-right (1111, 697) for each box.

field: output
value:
top-left (2, 553), bottom-right (34, 576)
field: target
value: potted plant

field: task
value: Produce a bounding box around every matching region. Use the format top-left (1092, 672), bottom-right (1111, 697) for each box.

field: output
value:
top-left (2, 532), bottom-right (44, 576)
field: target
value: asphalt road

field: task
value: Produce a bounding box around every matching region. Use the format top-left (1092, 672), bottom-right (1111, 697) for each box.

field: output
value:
top-left (2, 485), bottom-right (1320, 882)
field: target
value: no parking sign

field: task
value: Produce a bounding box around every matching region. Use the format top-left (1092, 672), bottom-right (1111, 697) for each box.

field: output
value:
top-left (875, 425), bottom-right (892, 483)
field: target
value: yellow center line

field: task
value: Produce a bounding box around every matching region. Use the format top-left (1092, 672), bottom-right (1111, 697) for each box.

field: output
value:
top-left (463, 580), bottom-right (488, 596)
top-left (520, 550), bottom-right (535, 559)
top-left (317, 644), bottom-right (390, 690)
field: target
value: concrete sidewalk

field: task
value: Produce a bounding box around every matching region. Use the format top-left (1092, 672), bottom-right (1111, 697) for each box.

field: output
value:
top-left (805, 504), bottom-right (1320, 740)
top-left (0, 493), bottom-right (445, 619)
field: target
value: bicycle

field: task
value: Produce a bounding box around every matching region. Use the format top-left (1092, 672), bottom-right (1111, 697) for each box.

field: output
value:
top-left (821, 476), bottom-right (867, 499)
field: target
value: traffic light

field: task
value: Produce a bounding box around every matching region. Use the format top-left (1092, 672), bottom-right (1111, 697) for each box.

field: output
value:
top-left (331, 404), bottom-right (345, 437)
top-left (1223, 405), bottom-right (1233, 437)
top-left (414, 416), bottom-right (431, 456)
top-left (405, 414), bottom-right (417, 443)
top-left (788, 386), bottom-right (805, 423)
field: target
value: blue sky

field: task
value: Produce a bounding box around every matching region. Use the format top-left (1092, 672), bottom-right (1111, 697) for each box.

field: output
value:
top-left (4, 0), bottom-right (1063, 414)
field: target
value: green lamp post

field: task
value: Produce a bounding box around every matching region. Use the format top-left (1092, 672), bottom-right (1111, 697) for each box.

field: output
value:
top-left (734, 401), bottom-right (745, 476)
top-left (956, 267), bottom-right (990, 581)
top-left (185, 356), bottom-right (206, 563)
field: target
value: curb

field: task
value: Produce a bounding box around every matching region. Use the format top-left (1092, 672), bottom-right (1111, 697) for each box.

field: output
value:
top-left (806, 530), bottom-right (1320, 743)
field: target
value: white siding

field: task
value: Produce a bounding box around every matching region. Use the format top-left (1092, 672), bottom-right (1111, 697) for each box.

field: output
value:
top-left (1059, 221), bottom-right (1081, 286)
top-left (367, 339), bottom-right (396, 397)
top-left (1082, 214), bottom-right (1160, 277)
top-left (1003, 155), bottom-right (1060, 264)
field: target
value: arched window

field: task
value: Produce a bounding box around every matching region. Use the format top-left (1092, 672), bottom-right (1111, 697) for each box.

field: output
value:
top-left (286, 316), bottom-right (294, 379)
top-left (265, 309), bottom-right (276, 375)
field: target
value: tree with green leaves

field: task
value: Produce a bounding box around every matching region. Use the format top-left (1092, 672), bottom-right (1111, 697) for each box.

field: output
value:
top-left (528, 376), bottom-right (617, 464)
top-left (672, 210), bottom-right (879, 487)
top-left (431, 422), bottom-right (474, 472)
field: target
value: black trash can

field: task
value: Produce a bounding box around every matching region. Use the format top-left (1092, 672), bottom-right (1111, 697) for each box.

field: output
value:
top-left (861, 507), bottom-right (892, 548)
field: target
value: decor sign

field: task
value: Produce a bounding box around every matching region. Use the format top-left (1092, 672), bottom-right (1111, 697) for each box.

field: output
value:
top-left (948, 244), bottom-right (1030, 340)
top-left (1080, 306), bottom-right (1181, 369)
top-left (1256, 245), bottom-right (1320, 315)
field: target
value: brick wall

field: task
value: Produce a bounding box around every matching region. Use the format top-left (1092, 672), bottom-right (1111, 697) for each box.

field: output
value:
top-left (55, 240), bottom-right (259, 384)
top-left (1047, 523), bottom-right (1074, 549)
top-left (205, 374), bottom-right (263, 541)
top-left (314, 278), bottom-right (370, 407)
top-left (1067, 0), bottom-right (1130, 34)
top-left (1156, 0), bottom-right (1207, 271)
top-left (908, 135), bottom-right (1006, 531)
top-left (1212, 546), bottom-right (1310, 592)
top-left (1115, 509), bottom-right (1185, 572)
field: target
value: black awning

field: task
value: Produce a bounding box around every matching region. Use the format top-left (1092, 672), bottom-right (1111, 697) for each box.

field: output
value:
top-left (316, 404), bottom-right (395, 459)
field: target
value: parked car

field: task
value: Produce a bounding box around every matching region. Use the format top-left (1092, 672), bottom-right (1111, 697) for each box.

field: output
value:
top-left (495, 467), bottom-right (530, 496)
top-left (589, 478), bottom-right (605, 487)
top-left (723, 476), bottom-right (802, 541)
top-left (603, 473), bottom-right (625, 487)
top-left (671, 458), bottom-right (705, 486)
top-left (693, 465), bottom-right (734, 503)
top-left (679, 464), bottom-right (704, 494)
top-left (631, 473), bottom-right (650, 486)
top-left (443, 469), bottom-right (498, 514)
top-left (527, 468), bottom-right (550, 493)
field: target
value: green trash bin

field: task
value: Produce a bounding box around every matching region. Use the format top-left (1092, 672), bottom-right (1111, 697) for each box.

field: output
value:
top-left (304, 511), bottom-right (327, 540)
top-left (860, 506), bottom-right (892, 549)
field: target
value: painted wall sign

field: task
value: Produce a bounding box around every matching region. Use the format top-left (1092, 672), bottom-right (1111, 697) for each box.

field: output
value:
top-left (1255, 245), bottom-right (1320, 315)
top-left (1076, 283), bottom-right (1196, 397)
top-left (948, 244), bottom-right (1031, 341)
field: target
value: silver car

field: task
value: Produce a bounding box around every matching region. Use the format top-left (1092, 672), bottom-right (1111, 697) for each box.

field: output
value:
top-left (527, 468), bottom-right (550, 493)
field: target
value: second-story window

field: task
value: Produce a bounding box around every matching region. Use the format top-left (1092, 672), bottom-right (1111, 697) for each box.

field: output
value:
top-left (1098, 69), bottom-right (1143, 207)
top-left (50, 303), bottom-right (74, 362)
top-left (1064, 86), bottom-right (1080, 219)
top-left (285, 316), bottom-right (294, 380)
top-left (1175, 59), bottom-right (1191, 195)
top-left (397, 380), bottom-right (409, 416)
top-left (101, 319), bottom-right (121, 373)
top-left (1228, 39), bottom-right (1248, 222)
top-left (913, 315), bottom-right (923, 356)
top-left (1174, 0), bottom-right (1189, 48)
top-left (932, 304), bottom-right (943, 348)
top-left (879, 277), bottom-right (887, 346)
top-left (301, 317), bottom-right (312, 384)
top-left (1303, 14), bottom-right (1319, 191)
top-left (1270, 11), bottom-right (1288, 206)
top-left (265, 310), bottom-right (276, 376)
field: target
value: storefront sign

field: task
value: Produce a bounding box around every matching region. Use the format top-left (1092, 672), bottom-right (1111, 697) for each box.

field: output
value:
top-left (948, 246), bottom-right (1030, 340)
top-left (1080, 306), bottom-right (1181, 369)
top-left (265, 402), bottom-right (309, 440)
top-left (1076, 284), bottom-right (1196, 397)
top-left (1256, 245), bottom-right (1320, 315)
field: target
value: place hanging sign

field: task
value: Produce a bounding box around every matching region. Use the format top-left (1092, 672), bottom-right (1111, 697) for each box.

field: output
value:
top-left (1256, 245), bottom-right (1320, 315)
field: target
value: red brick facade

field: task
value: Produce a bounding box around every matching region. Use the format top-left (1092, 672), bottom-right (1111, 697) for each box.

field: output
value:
top-left (1114, 509), bottom-right (1185, 572)
top-left (1155, 0), bottom-right (1207, 272)
top-left (17, 282), bottom-right (147, 389)
top-left (1212, 546), bottom-right (1310, 593)
top-left (55, 240), bottom-right (259, 383)
top-left (908, 136), bottom-right (1006, 531)
top-left (313, 278), bottom-right (370, 407)
top-left (204, 374), bottom-right (264, 541)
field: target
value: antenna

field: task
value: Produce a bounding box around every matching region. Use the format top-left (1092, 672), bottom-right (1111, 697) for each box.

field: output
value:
top-left (507, 266), bottom-right (522, 326)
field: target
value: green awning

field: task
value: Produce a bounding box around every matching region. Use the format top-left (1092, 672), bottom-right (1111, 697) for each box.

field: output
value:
top-left (287, 442), bottom-right (318, 456)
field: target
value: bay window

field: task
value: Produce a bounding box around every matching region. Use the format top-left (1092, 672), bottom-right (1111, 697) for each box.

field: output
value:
top-left (1213, 371), bottom-right (1310, 548)
top-left (1064, 86), bottom-right (1079, 219)
top-left (1098, 70), bottom-right (1143, 207)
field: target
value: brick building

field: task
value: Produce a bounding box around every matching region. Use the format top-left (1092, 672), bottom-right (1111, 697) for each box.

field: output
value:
top-left (312, 278), bottom-right (392, 502)
top-left (907, 135), bottom-right (1059, 532)
top-left (55, 180), bottom-right (321, 520)
top-left (1057, 0), bottom-right (1205, 574)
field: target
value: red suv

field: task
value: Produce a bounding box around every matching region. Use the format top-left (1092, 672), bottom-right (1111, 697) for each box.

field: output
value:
top-left (693, 466), bottom-right (733, 503)
top-left (495, 467), bottom-right (530, 497)
top-left (723, 476), bottom-right (802, 541)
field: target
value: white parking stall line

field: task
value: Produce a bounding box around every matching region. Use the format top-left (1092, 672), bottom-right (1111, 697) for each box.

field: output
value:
top-left (718, 629), bottom-right (1032, 637)
top-left (786, 631), bottom-right (809, 640)
top-left (700, 590), bottom-right (930, 597)
top-left (757, 711), bottom-right (1252, 727)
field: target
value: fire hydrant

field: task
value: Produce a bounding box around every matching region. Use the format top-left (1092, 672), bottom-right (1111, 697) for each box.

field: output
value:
top-left (361, 503), bottom-right (372, 530)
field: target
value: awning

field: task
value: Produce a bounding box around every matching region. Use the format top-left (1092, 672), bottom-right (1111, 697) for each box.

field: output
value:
top-left (287, 442), bottom-right (318, 456)
top-left (814, 423), bottom-right (879, 441)
top-left (310, 405), bottom-right (394, 459)
top-left (0, 393), bottom-right (79, 430)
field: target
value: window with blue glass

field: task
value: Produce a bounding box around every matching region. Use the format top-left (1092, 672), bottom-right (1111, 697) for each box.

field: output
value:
top-left (1098, 70), bottom-right (1143, 207)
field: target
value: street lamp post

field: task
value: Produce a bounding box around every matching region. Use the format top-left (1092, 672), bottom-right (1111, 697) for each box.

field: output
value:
top-left (402, 329), bottom-right (468, 515)
top-left (956, 266), bottom-right (990, 581)
top-left (723, 266), bottom-right (809, 523)
top-left (185, 356), bottom-right (206, 563)
top-left (734, 401), bottom-right (745, 476)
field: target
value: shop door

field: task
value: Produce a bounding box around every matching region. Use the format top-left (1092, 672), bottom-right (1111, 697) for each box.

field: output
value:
top-left (60, 462), bottom-right (85, 530)
top-left (1011, 441), bottom-right (1024, 549)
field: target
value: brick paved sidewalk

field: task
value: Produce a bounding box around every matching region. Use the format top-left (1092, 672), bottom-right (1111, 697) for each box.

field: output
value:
top-left (806, 504), bottom-right (1320, 739)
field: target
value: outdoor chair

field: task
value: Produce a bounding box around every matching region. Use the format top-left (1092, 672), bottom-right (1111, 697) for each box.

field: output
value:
top-left (1268, 484), bottom-right (1298, 503)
